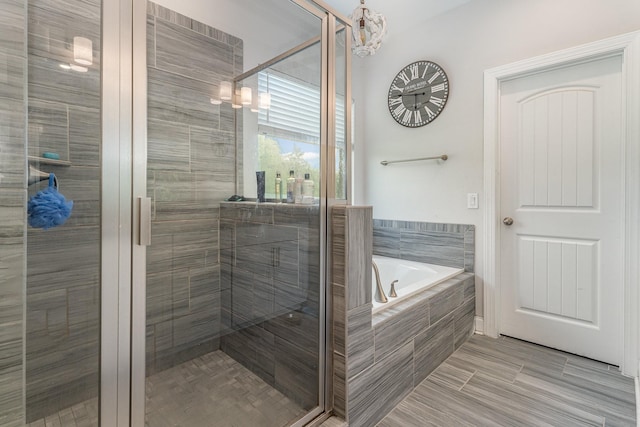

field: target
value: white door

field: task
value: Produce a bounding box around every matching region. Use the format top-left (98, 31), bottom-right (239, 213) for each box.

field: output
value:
top-left (499, 54), bottom-right (624, 365)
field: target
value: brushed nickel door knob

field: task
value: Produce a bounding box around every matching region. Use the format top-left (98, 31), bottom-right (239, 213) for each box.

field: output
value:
top-left (503, 217), bottom-right (514, 226)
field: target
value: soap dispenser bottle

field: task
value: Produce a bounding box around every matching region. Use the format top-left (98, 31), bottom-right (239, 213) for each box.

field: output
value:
top-left (302, 173), bottom-right (314, 204)
top-left (275, 172), bottom-right (282, 203)
top-left (286, 170), bottom-right (295, 203)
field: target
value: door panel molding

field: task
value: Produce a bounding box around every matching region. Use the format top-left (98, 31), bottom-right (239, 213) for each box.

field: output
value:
top-left (483, 31), bottom-right (640, 376)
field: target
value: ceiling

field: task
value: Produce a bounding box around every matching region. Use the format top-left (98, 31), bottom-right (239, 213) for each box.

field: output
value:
top-left (322, 0), bottom-right (472, 35)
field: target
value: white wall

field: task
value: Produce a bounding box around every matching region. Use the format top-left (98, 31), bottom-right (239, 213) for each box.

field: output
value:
top-left (354, 0), bottom-right (640, 317)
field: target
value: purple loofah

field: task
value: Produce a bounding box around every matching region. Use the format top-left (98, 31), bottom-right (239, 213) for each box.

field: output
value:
top-left (27, 174), bottom-right (73, 229)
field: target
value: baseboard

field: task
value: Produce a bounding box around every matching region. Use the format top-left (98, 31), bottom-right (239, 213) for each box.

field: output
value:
top-left (474, 316), bottom-right (484, 335)
top-left (636, 360), bottom-right (640, 426)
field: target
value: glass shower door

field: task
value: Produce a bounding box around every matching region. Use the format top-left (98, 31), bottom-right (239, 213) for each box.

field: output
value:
top-left (131, 0), bottom-right (333, 426)
top-left (0, 0), bottom-right (128, 424)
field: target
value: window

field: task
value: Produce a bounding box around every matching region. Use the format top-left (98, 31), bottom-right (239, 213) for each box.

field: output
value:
top-left (256, 71), bottom-right (346, 199)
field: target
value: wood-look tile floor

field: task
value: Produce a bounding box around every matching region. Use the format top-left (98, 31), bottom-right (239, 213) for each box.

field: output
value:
top-left (27, 350), bottom-right (306, 427)
top-left (378, 335), bottom-right (636, 427)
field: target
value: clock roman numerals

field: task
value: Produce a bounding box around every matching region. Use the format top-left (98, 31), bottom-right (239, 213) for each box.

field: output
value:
top-left (393, 104), bottom-right (407, 118)
top-left (421, 63), bottom-right (430, 79)
top-left (424, 105), bottom-right (435, 118)
top-left (431, 83), bottom-right (446, 93)
top-left (388, 61), bottom-right (449, 127)
top-left (428, 71), bottom-right (441, 84)
top-left (397, 71), bottom-right (410, 85)
top-left (429, 96), bottom-right (444, 107)
top-left (414, 110), bottom-right (422, 124)
top-left (402, 109), bottom-right (412, 125)
top-left (388, 97), bottom-right (402, 106)
top-left (409, 63), bottom-right (419, 79)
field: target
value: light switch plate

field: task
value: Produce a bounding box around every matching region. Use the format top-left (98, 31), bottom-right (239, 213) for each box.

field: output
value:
top-left (467, 193), bottom-right (479, 209)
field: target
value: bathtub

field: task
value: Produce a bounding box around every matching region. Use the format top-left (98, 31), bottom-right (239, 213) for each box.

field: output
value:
top-left (372, 255), bottom-right (464, 313)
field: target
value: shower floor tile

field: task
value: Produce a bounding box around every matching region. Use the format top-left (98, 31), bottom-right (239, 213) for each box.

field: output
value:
top-left (144, 350), bottom-right (306, 427)
top-left (26, 398), bottom-right (99, 427)
top-left (27, 350), bottom-right (306, 427)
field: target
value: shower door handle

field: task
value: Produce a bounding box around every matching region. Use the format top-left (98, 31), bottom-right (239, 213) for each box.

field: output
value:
top-left (138, 197), bottom-right (152, 246)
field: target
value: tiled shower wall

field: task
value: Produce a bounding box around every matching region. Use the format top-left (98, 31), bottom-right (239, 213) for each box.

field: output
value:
top-left (25, 0), bottom-right (102, 421)
top-left (145, 2), bottom-right (241, 374)
top-left (0, 1), bottom-right (26, 425)
top-left (373, 219), bottom-right (475, 272)
top-left (219, 202), bottom-right (321, 410)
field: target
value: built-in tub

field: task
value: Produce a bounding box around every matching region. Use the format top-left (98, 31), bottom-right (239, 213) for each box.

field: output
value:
top-left (372, 255), bottom-right (464, 313)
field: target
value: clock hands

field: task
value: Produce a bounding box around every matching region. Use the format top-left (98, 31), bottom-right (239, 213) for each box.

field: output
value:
top-left (391, 89), bottom-right (427, 98)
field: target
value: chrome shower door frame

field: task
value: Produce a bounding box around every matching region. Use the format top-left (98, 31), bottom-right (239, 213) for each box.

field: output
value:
top-left (126, 0), bottom-right (352, 425)
top-left (101, 0), bottom-right (135, 425)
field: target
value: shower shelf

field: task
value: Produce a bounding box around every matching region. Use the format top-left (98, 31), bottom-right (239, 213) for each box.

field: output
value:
top-left (28, 156), bottom-right (72, 167)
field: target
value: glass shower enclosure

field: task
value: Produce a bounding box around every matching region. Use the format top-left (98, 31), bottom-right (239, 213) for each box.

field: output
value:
top-left (0, 0), bottom-right (350, 425)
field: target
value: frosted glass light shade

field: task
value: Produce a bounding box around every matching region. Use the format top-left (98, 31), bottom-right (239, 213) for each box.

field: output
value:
top-left (241, 87), bottom-right (252, 105)
top-left (210, 98), bottom-right (222, 105)
top-left (259, 92), bottom-right (271, 110)
top-left (73, 36), bottom-right (93, 66)
top-left (232, 91), bottom-right (242, 109)
top-left (219, 81), bottom-right (232, 100)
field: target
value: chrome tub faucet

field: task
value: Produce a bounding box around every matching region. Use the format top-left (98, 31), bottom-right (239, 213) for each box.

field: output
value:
top-left (372, 260), bottom-right (388, 303)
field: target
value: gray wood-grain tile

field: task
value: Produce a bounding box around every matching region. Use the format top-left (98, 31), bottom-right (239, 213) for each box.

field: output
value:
top-left (349, 341), bottom-right (415, 427)
top-left (346, 303), bottom-right (374, 377)
top-left (379, 335), bottom-right (636, 426)
top-left (318, 416), bottom-right (348, 427)
top-left (28, 350), bottom-right (308, 427)
top-left (373, 219), bottom-right (475, 272)
top-left (0, 2), bottom-right (26, 425)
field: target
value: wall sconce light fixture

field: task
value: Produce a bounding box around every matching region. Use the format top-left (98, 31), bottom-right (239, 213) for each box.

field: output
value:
top-left (232, 90), bottom-right (242, 109)
top-left (220, 81), bottom-right (233, 101)
top-left (258, 92), bottom-right (271, 110)
top-left (250, 96), bottom-right (259, 113)
top-left (73, 36), bottom-right (93, 66)
top-left (241, 87), bottom-right (252, 105)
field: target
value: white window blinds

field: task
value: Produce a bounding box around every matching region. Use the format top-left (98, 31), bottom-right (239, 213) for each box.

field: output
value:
top-left (258, 71), bottom-right (345, 147)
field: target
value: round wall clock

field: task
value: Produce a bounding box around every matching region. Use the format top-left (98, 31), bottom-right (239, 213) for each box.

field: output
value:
top-left (387, 60), bottom-right (449, 127)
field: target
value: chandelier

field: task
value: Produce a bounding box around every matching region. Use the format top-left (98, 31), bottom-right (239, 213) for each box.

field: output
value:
top-left (349, 0), bottom-right (387, 57)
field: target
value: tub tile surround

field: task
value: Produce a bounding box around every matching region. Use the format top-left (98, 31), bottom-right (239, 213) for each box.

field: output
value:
top-left (373, 219), bottom-right (475, 272)
top-left (331, 207), bottom-right (475, 427)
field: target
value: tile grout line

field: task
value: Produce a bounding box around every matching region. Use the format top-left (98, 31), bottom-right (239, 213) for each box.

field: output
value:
top-left (458, 369), bottom-right (478, 391)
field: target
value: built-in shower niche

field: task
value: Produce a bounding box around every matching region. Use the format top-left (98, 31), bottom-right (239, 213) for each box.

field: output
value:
top-left (27, 100), bottom-right (71, 165)
top-left (219, 202), bottom-right (320, 410)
